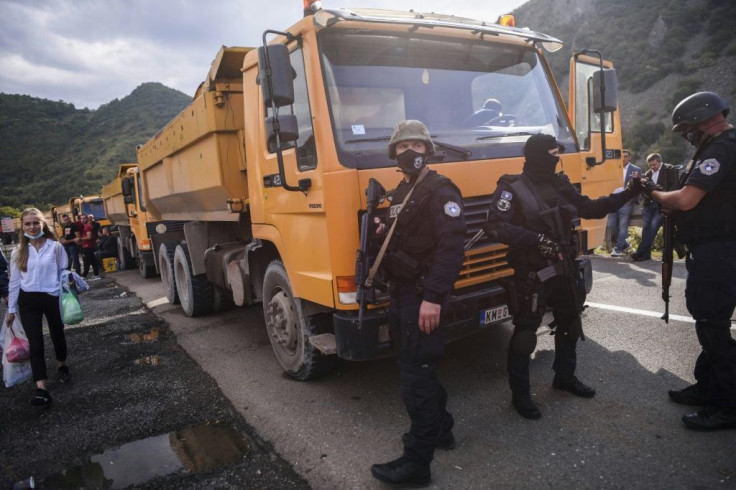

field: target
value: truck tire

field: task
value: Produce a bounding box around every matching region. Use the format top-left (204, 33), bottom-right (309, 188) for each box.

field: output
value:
top-left (118, 236), bottom-right (134, 270)
top-left (174, 243), bottom-right (213, 317)
top-left (137, 250), bottom-right (157, 279)
top-left (262, 260), bottom-right (335, 380)
top-left (158, 242), bottom-right (180, 305)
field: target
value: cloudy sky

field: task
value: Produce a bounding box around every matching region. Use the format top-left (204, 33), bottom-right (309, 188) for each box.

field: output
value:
top-left (0, 0), bottom-right (528, 109)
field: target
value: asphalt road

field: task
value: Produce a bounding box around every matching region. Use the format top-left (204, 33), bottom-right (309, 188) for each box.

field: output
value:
top-left (3, 253), bottom-right (734, 489)
top-left (112, 253), bottom-right (735, 489)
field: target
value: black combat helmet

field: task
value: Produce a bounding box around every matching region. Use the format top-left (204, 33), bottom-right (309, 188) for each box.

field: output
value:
top-left (672, 91), bottom-right (729, 133)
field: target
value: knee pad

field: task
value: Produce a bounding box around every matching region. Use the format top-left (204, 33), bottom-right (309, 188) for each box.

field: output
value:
top-left (510, 330), bottom-right (537, 356)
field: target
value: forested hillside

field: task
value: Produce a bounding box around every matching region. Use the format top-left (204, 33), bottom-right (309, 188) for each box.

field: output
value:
top-left (1, 0), bottom-right (735, 214)
top-left (0, 83), bottom-right (190, 211)
top-left (514, 0), bottom-right (736, 165)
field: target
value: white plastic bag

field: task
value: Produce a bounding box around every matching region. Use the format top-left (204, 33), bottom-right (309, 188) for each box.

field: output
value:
top-left (3, 313), bottom-right (32, 388)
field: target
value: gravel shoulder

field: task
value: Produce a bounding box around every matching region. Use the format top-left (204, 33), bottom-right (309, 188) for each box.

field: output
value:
top-left (0, 276), bottom-right (310, 489)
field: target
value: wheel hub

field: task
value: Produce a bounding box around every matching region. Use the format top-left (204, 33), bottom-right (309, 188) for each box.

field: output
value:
top-left (267, 291), bottom-right (298, 354)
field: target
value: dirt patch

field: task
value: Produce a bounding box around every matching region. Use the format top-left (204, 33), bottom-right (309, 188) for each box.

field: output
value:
top-left (0, 277), bottom-right (310, 489)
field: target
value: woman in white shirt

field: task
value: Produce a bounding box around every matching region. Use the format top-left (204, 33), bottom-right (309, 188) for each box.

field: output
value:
top-left (6, 208), bottom-right (70, 407)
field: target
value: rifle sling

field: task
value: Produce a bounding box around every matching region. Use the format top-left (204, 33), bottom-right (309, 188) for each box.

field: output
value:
top-left (364, 169), bottom-right (430, 288)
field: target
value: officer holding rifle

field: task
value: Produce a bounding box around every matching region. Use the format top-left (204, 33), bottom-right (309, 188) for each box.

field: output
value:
top-left (482, 133), bottom-right (641, 420)
top-left (369, 120), bottom-right (466, 488)
top-left (640, 91), bottom-right (736, 431)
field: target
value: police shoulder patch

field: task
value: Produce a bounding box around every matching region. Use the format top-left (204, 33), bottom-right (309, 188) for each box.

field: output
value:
top-left (497, 199), bottom-right (511, 212)
top-left (501, 190), bottom-right (513, 200)
top-left (444, 201), bottom-right (461, 217)
top-left (699, 158), bottom-right (720, 176)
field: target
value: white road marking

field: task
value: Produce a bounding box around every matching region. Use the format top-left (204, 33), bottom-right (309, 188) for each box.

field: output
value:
top-left (586, 302), bottom-right (695, 324)
top-left (146, 297), bottom-right (170, 308)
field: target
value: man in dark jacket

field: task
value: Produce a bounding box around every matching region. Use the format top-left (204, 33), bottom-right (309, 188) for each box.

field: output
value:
top-left (631, 153), bottom-right (680, 261)
top-left (94, 227), bottom-right (118, 264)
top-left (0, 248), bottom-right (8, 304)
top-left (482, 133), bottom-right (641, 419)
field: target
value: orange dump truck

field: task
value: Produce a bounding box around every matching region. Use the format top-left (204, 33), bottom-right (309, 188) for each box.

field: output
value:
top-left (137, 3), bottom-right (623, 379)
top-left (101, 163), bottom-right (158, 276)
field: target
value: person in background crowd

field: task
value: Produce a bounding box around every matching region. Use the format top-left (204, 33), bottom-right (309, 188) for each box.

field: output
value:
top-left (0, 247), bottom-right (8, 304)
top-left (59, 213), bottom-right (82, 274)
top-left (370, 120), bottom-right (466, 488)
top-left (94, 227), bottom-right (118, 266)
top-left (641, 91), bottom-right (736, 431)
top-left (88, 214), bottom-right (101, 238)
top-left (607, 150), bottom-right (640, 257)
top-left (6, 208), bottom-right (70, 407)
top-left (631, 153), bottom-right (680, 262)
top-left (80, 215), bottom-right (100, 281)
top-left (483, 134), bottom-right (642, 420)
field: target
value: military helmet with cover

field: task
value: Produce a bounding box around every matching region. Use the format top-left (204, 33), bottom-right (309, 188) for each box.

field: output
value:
top-left (671, 91), bottom-right (729, 133)
top-left (388, 120), bottom-right (436, 159)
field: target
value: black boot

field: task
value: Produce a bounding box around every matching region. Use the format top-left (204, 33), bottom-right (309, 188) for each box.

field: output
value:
top-left (512, 394), bottom-right (542, 419)
top-left (553, 377), bottom-right (596, 398)
top-left (668, 384), bottom-right (708, 406)
top-left (371, 456), bottom-right (431, 487)
top-left (682, 406), bottom-right (736, 431)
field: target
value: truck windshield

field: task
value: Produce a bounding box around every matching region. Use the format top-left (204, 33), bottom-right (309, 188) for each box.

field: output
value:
top-left (318, 29), bottom-right (575, 169)
top-left (82, 200), bottom-right (106, 221)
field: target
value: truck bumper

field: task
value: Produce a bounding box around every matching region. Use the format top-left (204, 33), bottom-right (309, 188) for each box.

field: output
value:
top-left (333, 283), bottom-right (510, 361)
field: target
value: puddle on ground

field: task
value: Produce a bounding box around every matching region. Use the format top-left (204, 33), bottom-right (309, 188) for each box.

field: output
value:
top-left (43, 422), bottom-right (250, 488)
top-left (127, 327), bottom-right (161, 343)
top-left (134, 355), bottom-right (162, 366)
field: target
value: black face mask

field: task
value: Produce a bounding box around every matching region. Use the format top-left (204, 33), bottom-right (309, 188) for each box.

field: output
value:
top-left (396, 149), bottom-right (428, 176)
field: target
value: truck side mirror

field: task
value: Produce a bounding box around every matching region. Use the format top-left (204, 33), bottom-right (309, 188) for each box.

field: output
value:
top-left (265, 115), bottom-right (299, 147)
top-left (121, 177), bottom-right (133, 197)
top-left (258, 44), bottom-right (295, 108)
top-left (592, 69), bottom-right (618, 113)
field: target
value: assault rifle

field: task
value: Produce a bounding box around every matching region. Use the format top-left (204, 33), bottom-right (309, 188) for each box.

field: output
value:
top-left (661, 213), bottom-right (673, 323)
top-left (540, 207), bottom-right (585, 341)
top-left (355, 178), bottom-right (386, 328)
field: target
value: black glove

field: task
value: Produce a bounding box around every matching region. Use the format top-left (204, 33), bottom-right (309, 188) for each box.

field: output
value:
top-left (537, 234), bottom-right (560, 259)
top-left (625, 174), bottom-right (642, 194)
top-left (639, 178), bottom-right (662, 199)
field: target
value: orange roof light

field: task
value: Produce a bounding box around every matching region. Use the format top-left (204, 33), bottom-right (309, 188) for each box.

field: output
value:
top-left (497, 14), bottom-right (515, 27)
top-left (303, 0), bottom-right (322, 16)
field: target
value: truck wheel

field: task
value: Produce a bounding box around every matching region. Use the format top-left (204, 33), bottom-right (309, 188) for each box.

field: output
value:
top-left (158, 242), bottom-right (180, 305)
top-left (118, 236), bottom-right (134, 270)
top-left (174, 243), bottom-right (213, 317)
top-left (137, 251), bottom-right (157, 279)
top-left (262, 260), bottom-right (335, 380)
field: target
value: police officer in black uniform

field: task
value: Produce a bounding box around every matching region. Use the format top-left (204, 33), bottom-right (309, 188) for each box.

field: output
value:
top-left (370, 120), bottom-right (466, 487)
top-left (642, 91), bottom-right (736, 431)
top-left (482, 133), bottom-right (641, 419)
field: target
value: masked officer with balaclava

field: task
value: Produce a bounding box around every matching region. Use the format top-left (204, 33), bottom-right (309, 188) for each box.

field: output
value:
top-left (370, 120), bottom-right (466, 487)
top-left (640, 91), bottom-right (736, 431)
top-left (482, 133), bottom-right (641, 420)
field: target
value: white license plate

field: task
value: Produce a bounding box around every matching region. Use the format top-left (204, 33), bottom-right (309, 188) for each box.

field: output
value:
top-left (480, 304), bottom-right (511, 326)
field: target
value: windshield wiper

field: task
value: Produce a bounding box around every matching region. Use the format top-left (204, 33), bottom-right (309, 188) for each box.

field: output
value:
top-left (476, 131), bottom-right (533, 141)
top-left (343, 135), bottom-right (471, 159)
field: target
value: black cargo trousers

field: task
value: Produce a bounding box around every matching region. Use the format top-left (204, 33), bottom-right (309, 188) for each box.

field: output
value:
top-left (389, 284), bottom-right (453, 466)
top-left (507, 272), bottom-right (581, 396)
top-left (685, 241), bottom-right (736, 408)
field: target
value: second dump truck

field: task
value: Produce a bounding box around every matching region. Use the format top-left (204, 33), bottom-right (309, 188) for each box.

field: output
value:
top-left (137, 3), bottom-right (623, 380)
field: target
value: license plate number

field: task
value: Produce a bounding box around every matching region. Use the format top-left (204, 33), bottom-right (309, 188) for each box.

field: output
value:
top-left (480, 305), bottom-right (510, 326)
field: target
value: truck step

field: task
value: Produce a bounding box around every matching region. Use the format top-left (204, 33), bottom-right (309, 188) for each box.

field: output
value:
top-left (309, 334), bottom-right (337, 355)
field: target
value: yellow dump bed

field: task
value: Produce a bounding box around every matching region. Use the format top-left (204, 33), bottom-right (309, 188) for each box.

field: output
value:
top-left (136, 46), bottom-right (252, 222)
top-left (102, 163), bottom-right (137, 225)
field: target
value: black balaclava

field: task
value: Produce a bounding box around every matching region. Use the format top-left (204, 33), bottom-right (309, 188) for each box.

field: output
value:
top-left (522, 133), bottom-right (560, 180)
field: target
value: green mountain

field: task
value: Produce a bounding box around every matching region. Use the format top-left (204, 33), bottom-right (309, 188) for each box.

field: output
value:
top-left (0, 83), bottom-right (191, 211)
top-left (513, 0), bottom-right (736, 165)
